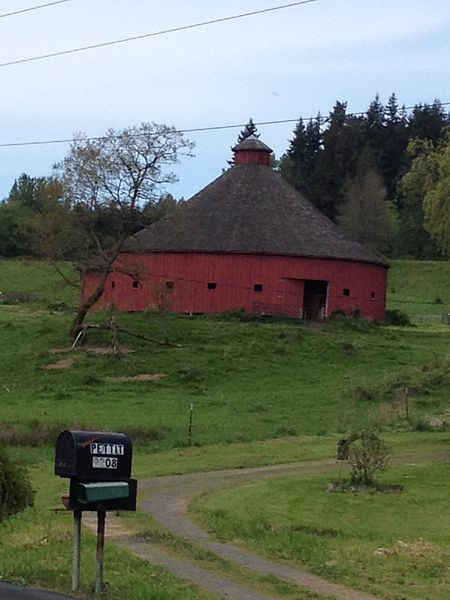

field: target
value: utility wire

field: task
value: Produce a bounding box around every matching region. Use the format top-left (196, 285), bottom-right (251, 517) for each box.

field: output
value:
top-left (0, 0), bottom-right (71, 19)
top-left (0, 101), bottom-right (449, 149)
top-left (0, 0), bottom-right (318, 68)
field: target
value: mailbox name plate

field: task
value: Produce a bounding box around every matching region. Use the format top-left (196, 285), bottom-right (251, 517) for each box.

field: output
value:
top-left (90, 443), bottom-right (124, 456)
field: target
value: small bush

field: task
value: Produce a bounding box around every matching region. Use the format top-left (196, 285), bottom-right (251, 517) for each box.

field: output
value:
top-left (0, 449), bottom-right (34, 522)
top-left (385, 309), bottom-right (412, 326)
top-left (348, 430), bottom-right (390, 487)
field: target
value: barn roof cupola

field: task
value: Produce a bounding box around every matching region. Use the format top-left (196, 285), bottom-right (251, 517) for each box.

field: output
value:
top-left (233, 135), bottom-right (272, 166)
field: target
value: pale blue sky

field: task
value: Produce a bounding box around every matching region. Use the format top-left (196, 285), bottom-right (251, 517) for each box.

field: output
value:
top-left (1, 0), bottom-right (449, 201)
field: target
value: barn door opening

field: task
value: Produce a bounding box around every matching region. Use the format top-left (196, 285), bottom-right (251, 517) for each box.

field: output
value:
top-left (303, 280), bottom-right (328, 320)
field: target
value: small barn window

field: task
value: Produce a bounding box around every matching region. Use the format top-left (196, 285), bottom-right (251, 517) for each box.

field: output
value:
top-left (253, 284), bottom-right (263, 293)
top-left (111, 281), bottom-right (116, 289)
top-left (132, 280), bottom-right (139, 289)
top-left (343, 288), bottom-right (350, 296)
top-left (207, 282), bottom-right (217, 290)
top-left (371, 291), bottom-right (376, 299)
top-left (166, 280), bottom-right (174, 290)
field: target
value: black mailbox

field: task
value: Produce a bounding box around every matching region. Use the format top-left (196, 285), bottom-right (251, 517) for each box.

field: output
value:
top-left (55, 430), bottom-right (132, 482)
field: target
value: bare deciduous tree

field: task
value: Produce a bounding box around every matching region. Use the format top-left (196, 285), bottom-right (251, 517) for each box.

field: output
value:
top-left (39, 122), bottom-right (193, 339)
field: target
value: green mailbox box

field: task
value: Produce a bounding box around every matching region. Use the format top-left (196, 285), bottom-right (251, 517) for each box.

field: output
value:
top-left (68, 477), bottom-right (137, 511)
top-left (76, 481), bottom-right (129, 504)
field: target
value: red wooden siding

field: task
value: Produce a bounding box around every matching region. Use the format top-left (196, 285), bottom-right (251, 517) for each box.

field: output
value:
top-left (84, 252), bottom-right (387, 320)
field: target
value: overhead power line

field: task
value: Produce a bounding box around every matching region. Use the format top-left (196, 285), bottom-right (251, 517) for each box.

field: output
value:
top-left (0, 0), bottom-right (71, 19)
top-left (1, 101), bottom-right (449, 149)
top-left (0, 0), bottom-right (318, 68)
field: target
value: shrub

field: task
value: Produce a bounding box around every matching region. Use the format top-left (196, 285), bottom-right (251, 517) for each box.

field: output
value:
top-left (348, 430), bottom-right (390, 487)
top-left (385, 309), bottom-right (412, 326)
top-left (0, 449), bottom-right (34, 522)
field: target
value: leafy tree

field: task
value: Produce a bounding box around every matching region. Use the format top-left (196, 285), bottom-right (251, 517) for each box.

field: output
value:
top-left (423, 135), bottom-right (450, 255)
top-left (36, 122), bottom-right (193, 339)
top-left (0, 175), bottom-right (63, 257)
top-left (397, 139), bottom-right (441, 258)
top-left (339, 148), bottom-right (396, 253)
top-left (142, 192), bottom-right (179, 223)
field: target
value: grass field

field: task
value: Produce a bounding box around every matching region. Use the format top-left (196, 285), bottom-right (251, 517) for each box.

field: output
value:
top-left (387, 259), bottom-right (450, 321)
top-left (1, 257), bottom-right (450, 598)
top-left (2, 304), bottom-right (450, 447)
top-left (191, 462), bottom-right (450, 600)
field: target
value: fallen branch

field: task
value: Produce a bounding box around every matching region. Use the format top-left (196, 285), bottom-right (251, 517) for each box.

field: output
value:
top-left (77, 323), bottom-right (180, 347)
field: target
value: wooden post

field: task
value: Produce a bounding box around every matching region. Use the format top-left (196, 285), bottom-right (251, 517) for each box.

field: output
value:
top-left (188, 403), bottom-right (194, 446)
top-left (404, 386), bottom-right (410, 420)
top-left (95, 510), bottom-right (106, 594)
top-left (72, 510), bottom-right (82, 593)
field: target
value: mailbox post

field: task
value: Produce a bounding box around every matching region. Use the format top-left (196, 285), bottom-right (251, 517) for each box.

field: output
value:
top-left (55, 430), bottom-right (137, 593)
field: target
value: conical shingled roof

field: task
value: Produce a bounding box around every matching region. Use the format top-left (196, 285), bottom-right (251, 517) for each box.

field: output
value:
top-left (124, 161), bottom-right (385, 267)
top-left (232, 135), bottom-right (272, 153)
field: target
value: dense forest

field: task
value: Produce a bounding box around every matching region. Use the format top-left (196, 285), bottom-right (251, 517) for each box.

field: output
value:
top-left (1, 94), bottom-right (449, 261)
top-left (279, 94), bottom-right (450, 259)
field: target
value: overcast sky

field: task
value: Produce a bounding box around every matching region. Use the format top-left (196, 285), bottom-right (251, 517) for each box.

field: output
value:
top-left (1, 0), bottom-right (449, 201)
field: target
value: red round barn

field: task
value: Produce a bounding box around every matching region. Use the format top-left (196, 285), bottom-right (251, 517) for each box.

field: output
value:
top-left (84, 136), bottom-right (388, 320)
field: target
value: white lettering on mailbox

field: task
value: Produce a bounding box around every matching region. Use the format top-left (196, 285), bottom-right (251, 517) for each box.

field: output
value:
top-left (90, 443), bottom-right (124, 456)
top-left (92, 456), bottom-right (118, 469)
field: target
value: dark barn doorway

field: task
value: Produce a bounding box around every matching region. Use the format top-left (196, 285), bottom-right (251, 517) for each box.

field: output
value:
top-left (303, 280), bottom-right (328, 320)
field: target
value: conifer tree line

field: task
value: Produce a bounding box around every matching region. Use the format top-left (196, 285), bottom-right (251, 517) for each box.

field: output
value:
top-left (279, 94), bottom-right (450, 259)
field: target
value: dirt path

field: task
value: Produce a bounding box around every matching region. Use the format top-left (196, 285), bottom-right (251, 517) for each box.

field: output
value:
top-left (91, 454), bottom-right (449, 599)
top-left (138, 459), bottom-right (381, 600)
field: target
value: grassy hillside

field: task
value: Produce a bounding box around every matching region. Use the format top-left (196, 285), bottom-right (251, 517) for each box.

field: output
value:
top-left (1, 258), bottom-right (450, 448)
top-left (1, 304), bottom-right (450, 449)
top-left (388, 259), bottom-right (450, 321)
top-left (0, 259), bottom-right (77, 306)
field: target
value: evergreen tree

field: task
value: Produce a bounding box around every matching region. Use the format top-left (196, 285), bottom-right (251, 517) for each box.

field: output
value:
top-left (280, 116), bottom-right (321, 201)
top-left (228, 118), bottom-right (260, 166)
top-left (380, 93), bottom-right (409, 202)
top-left (365, 94), bottom-right (385, 154)
top-left (314, 102), bottom-right (364, 220)
top-left (237, 118), bottom-right (259, 142)
top-left (408, 101), bottom-right (449, 145)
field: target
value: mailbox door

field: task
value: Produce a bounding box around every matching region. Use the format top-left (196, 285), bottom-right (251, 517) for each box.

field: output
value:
top-left (68, 478), bottom-right (137, 512)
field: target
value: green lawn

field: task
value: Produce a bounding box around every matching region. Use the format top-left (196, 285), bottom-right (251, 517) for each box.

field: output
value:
top-left (387, 259), bottom-right (450, 322)
top-left (0, 258), bottom-right (77, 306)
top-left (191, 462), bottom-right (450, 600)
